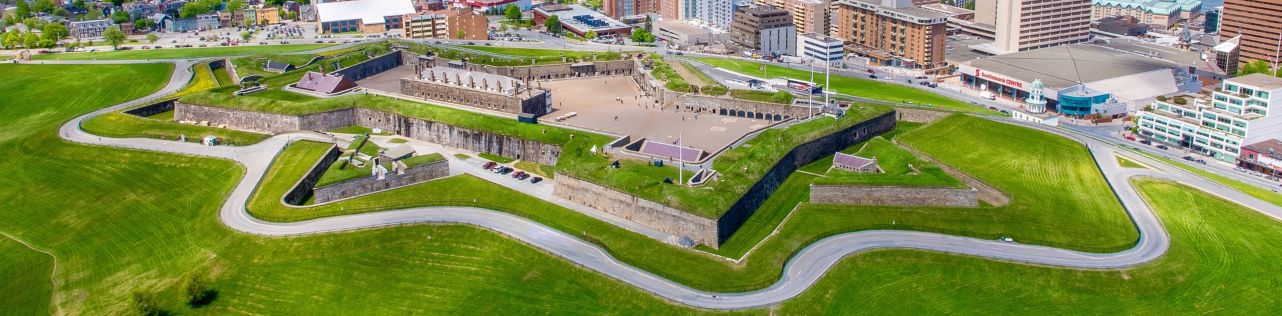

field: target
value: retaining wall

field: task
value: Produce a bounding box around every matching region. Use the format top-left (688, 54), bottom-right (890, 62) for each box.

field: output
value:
top-left (664, 92), bottom-right (807, 121)
top-left (331, 50), bottom-right (404, 81)
top-left (894, 107), bottom-right (953, 123)
top-left (809, 185), bottom-right (978, 207)
top-left (313, 159), bottom-right (450, 203)
top-left (283, 144), bottom-right (342, 205)
top-left (124, 98), bottom-right (176, 117)
top-left (897, 142), bottom-right (1010, 206)
top-left (553, 173), bottom-right (719, 246)
top-left (460, 59), bottom-right (639, 81)
top-left (174, 103), bottom-right (563, 165)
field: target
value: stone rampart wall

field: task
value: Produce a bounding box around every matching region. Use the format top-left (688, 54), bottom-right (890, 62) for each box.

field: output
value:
top-left (282, 144), bottom-right (341, 205)
top-left (313, 159), bottom-right (450, 203)
top-left (124, 98), bottom-right (176, 117)
top-left (462, 59), bottom-right (638, 81)
top-left (897, 142), bottom-right (1010, 206)
top-left (810, 185), bottom-right (978, 207)
top-left (894, 107), bottom-right (953, 123)
top-left (666, 92), bottom-right (807, 121)
top-left (331, 51), bottom-right (403, 81)
top-left (174, 103), bottom-right (563, 165)
top-left (553, 173), bottom-right (720, 247)
top-left (714, 111), bottom-right (896, 243)
top-left (399, 78), bottom-right (550, 116)
top-left (354, 108), bottom-right (562, 165)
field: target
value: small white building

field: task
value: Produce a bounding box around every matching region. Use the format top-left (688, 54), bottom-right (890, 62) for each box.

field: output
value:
top-left (798, 33), bottom-right (843, 63)
top-left (833, 152), bottom-right (879, 173)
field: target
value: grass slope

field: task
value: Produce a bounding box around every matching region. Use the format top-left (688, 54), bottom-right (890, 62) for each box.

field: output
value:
top-left (813, 137), bottom-right (964, 188)
top-left (32, 44), bottom-right (335, 60)
top-left (778, 179), bottom-right (1282, 314)
top-left (695, 57), bottom-right (998, 115)
top-left (0, 63), bottom-right (741, 315)
top-left (1141, 151), bottom-right (1282, 207)
top-left (896, 114), bottom-right (1137, 252)
top-left (0, 237), bottom-right (52, 315)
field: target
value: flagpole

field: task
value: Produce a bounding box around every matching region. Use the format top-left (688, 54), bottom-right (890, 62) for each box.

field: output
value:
top-left (809, 61), bottom-right (814, 119)
top-left (678, 132), bottom-right (684, 186)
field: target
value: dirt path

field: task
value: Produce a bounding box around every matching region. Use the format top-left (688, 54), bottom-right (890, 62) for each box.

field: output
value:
top-left (667, 61), bottom-right (709, 87)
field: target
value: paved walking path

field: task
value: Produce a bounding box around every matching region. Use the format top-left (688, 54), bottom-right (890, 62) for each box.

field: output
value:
top-left (55, 60), bottom-right (1282, 310)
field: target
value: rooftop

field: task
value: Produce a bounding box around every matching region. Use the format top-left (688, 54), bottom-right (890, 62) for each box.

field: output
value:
top-left (315, 0), bottom-right (415, 24)
top-left (1228, 74), bottom-right (1282, 91)
top-left (655, 20), bottom-right (708, 35)
top-left (416, 66), bottom-right (530, 95)
top-left (295, 71), bottom-right (358, 94)
top-left (833, 152), bottom-right (877, 169)
top-left (535, 4), bottom-right (631, 32)
top-left (964, 44), bottom-right (1180, 90)
top-left (1243, 139), bottom-right (1282, 159)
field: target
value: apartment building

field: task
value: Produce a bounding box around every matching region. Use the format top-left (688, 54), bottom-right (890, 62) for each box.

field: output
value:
top-left (754, 0), bottom-right (828, 34)
top-left (731, 5), bottom-right (797, 56)
top-left (604, 0), bottom-right (660, 18)
top-left (832, 0), bottom-right (948, 69)
top-left (1090, 0), bottom-right (1201, 29)
top-left (972, 0), bottom-right (1091, 53)
top-left (404, 8), bottom-right (489, 40)
top-left (1220, 0), bottom-right (1282, 66)
top-left (1136, 74), bottom-right (1282, 162)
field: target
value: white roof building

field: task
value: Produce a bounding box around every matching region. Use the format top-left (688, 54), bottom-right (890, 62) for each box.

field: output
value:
top-left (315, 0), bottom-right (416, 24)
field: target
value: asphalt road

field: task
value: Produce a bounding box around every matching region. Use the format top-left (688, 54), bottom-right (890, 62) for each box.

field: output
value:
top-left (54, 60), bottom-right (1282, 309)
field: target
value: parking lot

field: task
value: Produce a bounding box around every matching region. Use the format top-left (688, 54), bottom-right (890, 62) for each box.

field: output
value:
top-left (541, 76), bottom-right (771, 152)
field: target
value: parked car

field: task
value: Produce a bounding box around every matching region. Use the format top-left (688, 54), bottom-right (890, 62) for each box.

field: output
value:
top-left (1156, 144), bottom-right (1169, 150)
top-left (511, 171), bottom-right (526, 178)
top-left (531, 177), bottom-right (543, 184)
top-left (483, 161), bottom-right (497, 170)
top-left (518, 174), bottom-right (531, 180)
top-left (1183, 156), bottom-right (1196, 162)
top-left (1139, 139), bottom-right (1152, 145)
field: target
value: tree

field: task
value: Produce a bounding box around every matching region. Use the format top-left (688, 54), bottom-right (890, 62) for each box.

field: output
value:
top-left (455, 29), bottom-right (465, 39)
top-left (498, 23), bottom-right (509, 32)
top-left (227, 0), bottom-right (247, 12)
top-left (1238, 59), bottom-right (1281, 77)
top-left (544, 14), bottom-right (561, 34)
top-left (183, 270), bottom-right (216, 306)
top-left (131, 290), bottom-right (163, 316)
top-left (964, 1), bottom-right (975, 9)
top-left (23, 17), bottom-right (45, 30)
top-left (644, 15), bottom-right (652, 32)
top-left (102, 26), bottom-right (126, 49)
top-left (33, 0), bottom-right (54, 14)
top-left (110, 0), bottom-right (124, 7)
top-left (584, 30), bottom-right (597, 40)
top-left (586, 0), bottom-right (603, 9)
top-left (504, 4), bottom-right (521, 21)
top-left (134, 18), bottom-right (153, 30)
top-left (41, 22), bottom-right (68, 43)
top-left (147, 33), bottom-right (159, 43)
top-left (72, 0), bottom-right (86, 10)
top-left (111, 11), bottom-right (129, 24)
top-left (240, 31), bottom-right (252, 41)
top-left (15, 0), bottom-right (30, 18)
top-left (22, 30), bottom-right (39, 48)
top-left (1, 29), bottom-right (20, 49)
top-left (630, 28), bottom-right (655, 43)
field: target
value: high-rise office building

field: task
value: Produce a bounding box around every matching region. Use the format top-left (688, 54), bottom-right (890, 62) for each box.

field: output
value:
top-left (972, 0), bottom-right (1091, 53)
top-left (754, 0), bottom-right (828, 35)
top-left (731, 5), bottom-right (798, 55)
top-left (1220, 0), bottom-right (1282, 66)
top-left (604, 0), bottom-right (660, 18)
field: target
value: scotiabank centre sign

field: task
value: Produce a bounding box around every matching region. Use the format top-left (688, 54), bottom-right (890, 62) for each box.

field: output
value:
top-left (958, 64), bottom-right (1028, 90)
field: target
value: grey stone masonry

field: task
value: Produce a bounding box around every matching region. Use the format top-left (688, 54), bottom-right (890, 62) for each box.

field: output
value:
top-left (663, 91), bottom-right (807, 121)
top-left (809, 185), bottom-right (979, 207)
top-left (173, 103), bottom-right (564, 165)
top-left (553, 173), bottom-right (720, 247)
top-left (461, 59), bottom-right (638, 81)
top-left (354, 108), bottom-right (562, 165)
top-left (894, 107), bottom-right (953, 123)
top-left (313, 159), bottom-right (450, 203)
top-left (283, 144), bottom-right (342, 205)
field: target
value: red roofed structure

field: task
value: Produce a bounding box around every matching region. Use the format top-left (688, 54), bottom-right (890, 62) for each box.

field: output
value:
top-left (294, 71), bottom-right (358, 94)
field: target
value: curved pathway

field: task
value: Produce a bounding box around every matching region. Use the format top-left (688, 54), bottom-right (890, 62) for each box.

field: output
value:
top-left (56, 61), bottom-right (1282, 310)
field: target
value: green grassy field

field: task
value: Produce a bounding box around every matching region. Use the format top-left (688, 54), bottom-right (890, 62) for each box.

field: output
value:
top-left (778, 179), bottom-right (1282, 314)
top-left (32, 44), bottom-right (335, 60)
top-left (0, 63), bottom-right (749, 315)
top-left (0, 237), bottom-right (52, 315)
top-left (895, 115), bottom-right (1137, 252)
top-left (694, 57), bottom-right (999, 115)
top-left (9, 63), bottom-right (1282, 314)
top-left (1140, 151), bottom-right (1282, 207)
top-left (1117, 155), bottom-right (1146, 168)
top-left (812, 137), bottom-right (964, 188)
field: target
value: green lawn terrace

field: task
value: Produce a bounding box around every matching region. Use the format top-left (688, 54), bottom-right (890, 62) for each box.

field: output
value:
top-left (809, 137), bottom-right (964, 188)
top-left (30, 43), bottom-right (337, 60)
top-left (228, 43), bottom-right (386, 79)
top-left (692, 57), bottom-right (1001, 115)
